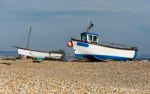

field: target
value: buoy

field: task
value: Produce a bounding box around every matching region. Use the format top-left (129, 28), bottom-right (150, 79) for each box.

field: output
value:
top-left (67, 41), bottom-right (73, 47)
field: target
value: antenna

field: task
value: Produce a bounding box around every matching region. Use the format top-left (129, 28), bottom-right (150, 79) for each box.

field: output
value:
top-left (27, 27), bottom-right (32, 48)
top-left (86, 21), bottom-right (94, 32)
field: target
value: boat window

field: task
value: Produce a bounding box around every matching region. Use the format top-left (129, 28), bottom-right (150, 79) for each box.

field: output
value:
top-left (93, 36), bottom-right (98, 42)
top-left (89, 35), bottom-right (92, 41)
top-left (81, 35), bottom-right (87, 41)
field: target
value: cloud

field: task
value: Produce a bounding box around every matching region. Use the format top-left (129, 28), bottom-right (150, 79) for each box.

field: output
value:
top-left (7, 7), bottom-right (129, 22)
top-left (0, 6), bottom-right (130, 22)
top-left (17, 7), bottom-right (129, 15)
top-left (0, 6), bottom-right (128, 22)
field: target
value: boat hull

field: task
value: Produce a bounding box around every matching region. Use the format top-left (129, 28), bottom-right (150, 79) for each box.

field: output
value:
top-left (14, 46), bottom-right (64, 60)
top-left (72, 40), bottom-right (137, 61)
top-left (17, 48), bottom-right (49, 58)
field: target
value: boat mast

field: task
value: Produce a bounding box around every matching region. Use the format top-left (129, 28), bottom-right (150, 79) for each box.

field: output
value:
top-left (86, 21), bottom-right (94, 32)
top-left (27, 27), bottom-right (32, 48)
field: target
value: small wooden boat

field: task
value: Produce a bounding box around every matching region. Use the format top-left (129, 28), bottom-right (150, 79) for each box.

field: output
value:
top-left (67, 22), bottom-right (138, 61)
top-left (13, 46), bottom-right (65, 60)
top-left (12, 27), bottom-right (65, 60)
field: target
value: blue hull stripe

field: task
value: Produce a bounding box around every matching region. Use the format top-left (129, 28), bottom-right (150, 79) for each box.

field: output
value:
top-left (77, 42), bottom-right (89, 47)
top-left (75, 54), bottom-right (131, 61)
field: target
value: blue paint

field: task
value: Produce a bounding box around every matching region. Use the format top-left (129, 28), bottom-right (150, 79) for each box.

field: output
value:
top-left (77, 42), bottom-right (89, 47)
top-left (81, 32), bottom-right (99, 36)
top-left (75, 54), bottom-right (130, 61)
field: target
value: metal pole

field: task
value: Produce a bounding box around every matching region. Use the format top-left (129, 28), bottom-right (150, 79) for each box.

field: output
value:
top-left (27, 27), bottom-right (32, 48)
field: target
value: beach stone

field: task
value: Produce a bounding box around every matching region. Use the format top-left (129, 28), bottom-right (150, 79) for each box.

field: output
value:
top-left (0, 60), bottom-right (150, 93)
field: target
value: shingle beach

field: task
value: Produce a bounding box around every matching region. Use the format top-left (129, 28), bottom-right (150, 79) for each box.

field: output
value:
top-left (0, 60), bottom-right (149, 94)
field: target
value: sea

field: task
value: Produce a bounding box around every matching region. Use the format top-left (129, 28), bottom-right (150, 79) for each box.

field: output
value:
top-left (0, 51), bottom-right (18, 57)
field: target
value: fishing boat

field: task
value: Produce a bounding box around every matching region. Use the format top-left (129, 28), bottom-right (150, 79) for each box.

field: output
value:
top-left (13, 27), bottom-right (65, 60)
top-left (13, 46), bottom-right (65, 60)
top-left (67, 22), bottom-right (138, 61)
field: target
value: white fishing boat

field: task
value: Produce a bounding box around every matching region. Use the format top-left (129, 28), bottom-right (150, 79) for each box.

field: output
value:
top-left (13, 46), bottom-right (65, 60)
top-left (67, 22), bottom-right (138, 61)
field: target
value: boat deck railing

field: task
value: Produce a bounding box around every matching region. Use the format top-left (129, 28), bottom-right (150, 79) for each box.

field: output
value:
top-left (100, 42), bottom-right (138, 50)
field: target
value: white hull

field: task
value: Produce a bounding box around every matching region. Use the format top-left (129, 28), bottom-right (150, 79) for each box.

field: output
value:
top-left (72, 40), bottom-right (137, 61)
top-left (18, 48), bottom-right (49, 58)
top-left (15, 47), bottom-right (64, 60)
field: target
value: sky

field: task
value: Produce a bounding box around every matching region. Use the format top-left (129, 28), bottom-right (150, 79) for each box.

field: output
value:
top-left (0, 0), bottom-right (150, 56)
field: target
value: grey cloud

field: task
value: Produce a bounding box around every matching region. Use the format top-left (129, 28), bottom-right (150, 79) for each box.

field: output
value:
top-left (13, 7), bottom-right (130, 21)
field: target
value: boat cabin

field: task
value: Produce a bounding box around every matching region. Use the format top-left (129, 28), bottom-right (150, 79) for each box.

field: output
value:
top-left (80, 32), bottom-right (99, 44)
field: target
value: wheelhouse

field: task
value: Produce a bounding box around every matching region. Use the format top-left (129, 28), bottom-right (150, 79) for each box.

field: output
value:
top-left (81, 32), bottom-right (99, 44)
